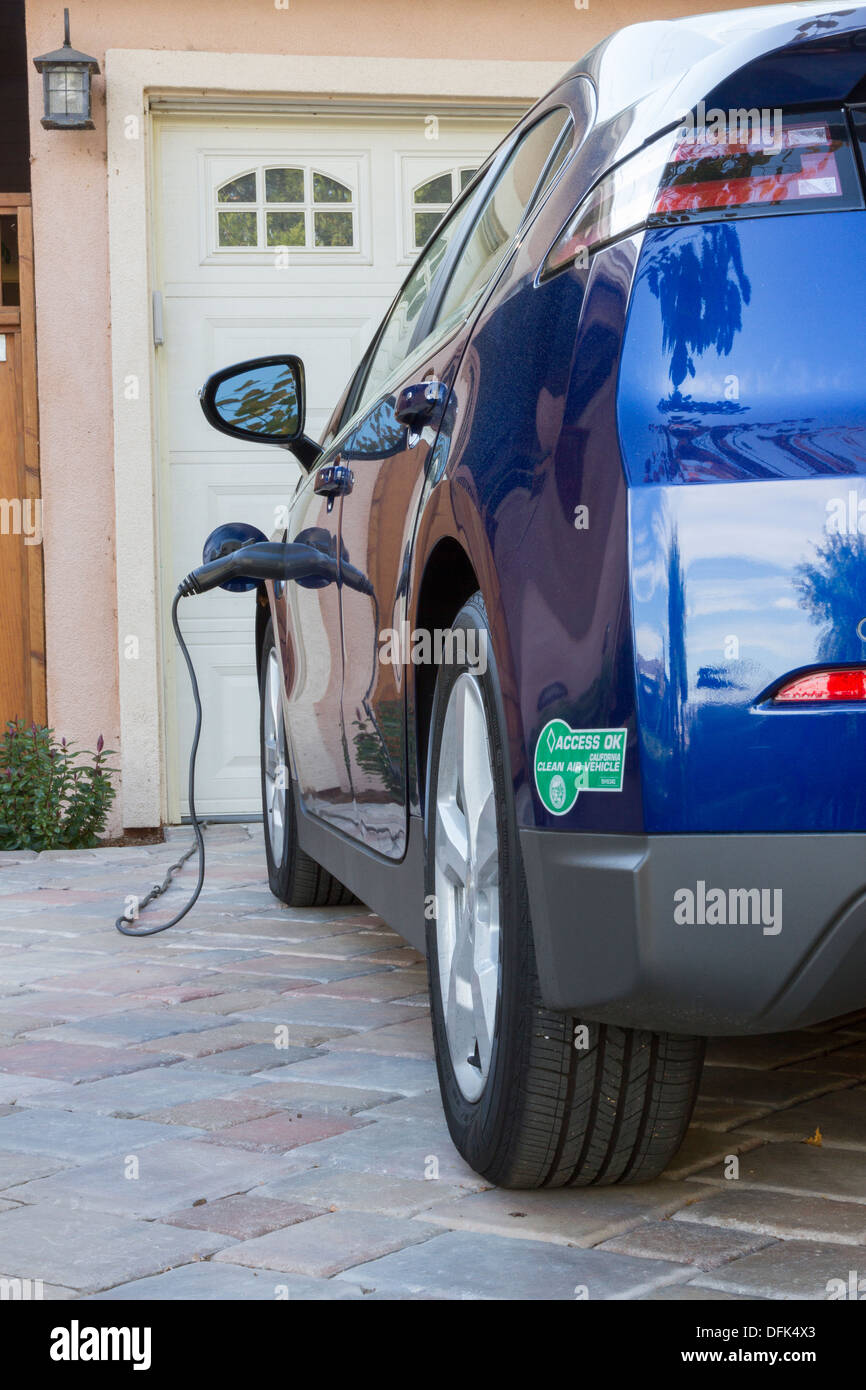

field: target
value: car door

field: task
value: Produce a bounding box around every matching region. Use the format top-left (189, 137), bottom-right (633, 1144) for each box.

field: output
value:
top-left (273, 464), bottom-right (357, 837)
top-left (337, 105), bottom-right (576, 858)
top-left (271, 156), bottom-right (501, 841)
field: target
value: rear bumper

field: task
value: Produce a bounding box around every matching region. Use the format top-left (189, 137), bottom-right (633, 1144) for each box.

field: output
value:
top-left (520, 830), bottom-right (866, 1035)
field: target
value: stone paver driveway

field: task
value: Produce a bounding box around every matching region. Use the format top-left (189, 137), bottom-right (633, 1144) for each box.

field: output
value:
top-left (1, 823), bottom-right (865, 1300)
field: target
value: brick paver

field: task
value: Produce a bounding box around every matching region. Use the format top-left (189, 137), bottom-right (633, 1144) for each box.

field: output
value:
top-left (162, 1193), bottom-right (328, 1239)
top-left (87, 1263), bottom-right (362, 1300)
top-left (214, 1209), bottom-right (434, 1278)
top-left (202, 1111), bottom-right (361, 1152)
top-left (596, 1220), bottom-right (774, 1269)
top-left (672, 1188), bottom-right (866, 1246)
top-left (1, 822), bottom-right (865, 1299)
top-left (694, 1241), bottom-right (864, 1300)
top-left (335, 1228), bottom-right (691, 1299)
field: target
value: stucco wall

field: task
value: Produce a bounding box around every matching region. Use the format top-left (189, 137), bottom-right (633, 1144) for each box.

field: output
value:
top-left (25, 0), bottom-right (769, 828)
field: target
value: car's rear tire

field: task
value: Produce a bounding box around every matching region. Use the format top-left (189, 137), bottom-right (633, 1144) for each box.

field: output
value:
top-left (425, 592), bottom-right (704, 1187)
top-left (259, 618), bottom-right (355, 907)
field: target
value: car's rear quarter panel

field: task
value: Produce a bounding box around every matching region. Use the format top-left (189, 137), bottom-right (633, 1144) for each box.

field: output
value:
top-left (411, 180), bottom-right (646, 834)
top-left (619, 211), bottom-right (866, 833)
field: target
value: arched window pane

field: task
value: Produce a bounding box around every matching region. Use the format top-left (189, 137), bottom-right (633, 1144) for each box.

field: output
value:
top-left (313, 173), bottom-right (352, 204)
top-left (218, 173), bottom-right (256, 203)
top-left (415, 173), bottom-right (453, 205)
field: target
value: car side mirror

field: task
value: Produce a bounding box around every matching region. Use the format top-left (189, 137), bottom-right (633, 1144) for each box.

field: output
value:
top-left (199, 355), bottom-right (321, 468)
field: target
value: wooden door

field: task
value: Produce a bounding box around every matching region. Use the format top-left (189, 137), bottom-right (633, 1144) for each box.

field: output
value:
top-left (0, 195), bottom-right (45, 727)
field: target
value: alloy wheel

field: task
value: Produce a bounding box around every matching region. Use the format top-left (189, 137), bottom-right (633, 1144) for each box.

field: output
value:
top-left (434, 671), bottom-right (502, 1101)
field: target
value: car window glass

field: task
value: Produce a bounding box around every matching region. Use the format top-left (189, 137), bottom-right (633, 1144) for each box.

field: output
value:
top-left (535, 123), bottom-right (573, 202)
top-left (353, 179), bottom-right (486, 415)
top-left (344, 108), bottom-right (571, 430)
top-left (432, 108), bottom-right (571, 332)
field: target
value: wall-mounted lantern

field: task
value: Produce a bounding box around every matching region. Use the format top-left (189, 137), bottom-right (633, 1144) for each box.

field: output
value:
top-left (33, 9), bottom-right (99, 131)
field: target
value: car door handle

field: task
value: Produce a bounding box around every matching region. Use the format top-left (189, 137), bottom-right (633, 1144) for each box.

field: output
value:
top-left (394, 379), bottom-right (448, 428)
top-left (314, 461), bottom-right (354, 497)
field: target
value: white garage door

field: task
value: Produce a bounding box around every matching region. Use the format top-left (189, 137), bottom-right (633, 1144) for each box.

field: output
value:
top-left (153, 110), bottom-right (517, 817)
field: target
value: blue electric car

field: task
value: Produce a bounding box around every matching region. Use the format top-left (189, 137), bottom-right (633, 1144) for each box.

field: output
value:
top-left (200, 4), bottom-right (866, 1186)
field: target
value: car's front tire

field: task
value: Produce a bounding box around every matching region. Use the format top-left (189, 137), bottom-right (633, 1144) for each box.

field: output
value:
top-left (259, 617), bottom-right (354, 907)
top-left (425, 592), bottom-right (704, 1187)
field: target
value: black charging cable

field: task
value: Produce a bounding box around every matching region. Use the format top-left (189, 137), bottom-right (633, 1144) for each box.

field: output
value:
top-left (115, 591), bottom-right (206, 936)
top-left (114, 539), bottom-right (373, 937)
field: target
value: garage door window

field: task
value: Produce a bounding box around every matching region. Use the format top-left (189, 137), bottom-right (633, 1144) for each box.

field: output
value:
top-left (412, 166), bottom-right (479, 250)
top-left (215, 166), bottom-right (357, 250)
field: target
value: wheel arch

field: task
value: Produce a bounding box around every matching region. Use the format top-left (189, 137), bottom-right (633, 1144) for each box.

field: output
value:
top-left (412, 537), bottom-right (479, 815)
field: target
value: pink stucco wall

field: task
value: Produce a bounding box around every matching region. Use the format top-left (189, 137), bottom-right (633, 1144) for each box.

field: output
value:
top-left (25, 0), bottom-right (768, 828)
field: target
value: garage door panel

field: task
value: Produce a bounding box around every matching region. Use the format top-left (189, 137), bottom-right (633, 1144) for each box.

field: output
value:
top-left (155, 112), bottom-right (514, 816)
top-left (164, 302), bottom-right (385, 451)
top-left (170, 465), bottom-right (297, 585)
top-left (173, 633), bottom-right (261, 812)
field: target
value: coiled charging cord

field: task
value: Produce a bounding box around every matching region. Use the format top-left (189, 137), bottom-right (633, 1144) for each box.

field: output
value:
top-left (115, 592), bottom-right (207, 936)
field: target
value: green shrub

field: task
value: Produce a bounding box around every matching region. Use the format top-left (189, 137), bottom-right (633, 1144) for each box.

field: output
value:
top-left (0, 721), bottom-right (117, 851)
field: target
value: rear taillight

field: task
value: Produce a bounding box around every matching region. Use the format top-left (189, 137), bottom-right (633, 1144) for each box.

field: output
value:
top-left (541, 108), bottom-right (862, 280)
top-left (773, 669), bottom-right (866, 703)
top-left (656, 121), bottom-right (852, 214)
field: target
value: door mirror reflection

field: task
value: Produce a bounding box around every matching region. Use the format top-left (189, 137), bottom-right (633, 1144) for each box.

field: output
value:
top-left (200, 355), bottom-right (305, 444)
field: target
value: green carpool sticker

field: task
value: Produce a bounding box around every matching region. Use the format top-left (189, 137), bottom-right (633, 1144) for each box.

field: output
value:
top-left (534, 720), bottom-right (627, 815)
